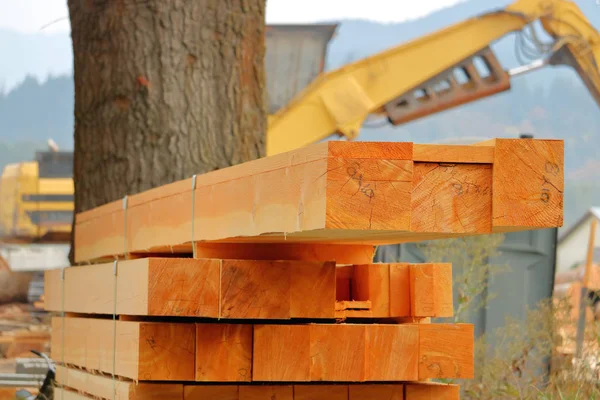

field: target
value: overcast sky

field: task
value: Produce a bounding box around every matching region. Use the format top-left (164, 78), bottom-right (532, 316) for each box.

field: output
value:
top-left (0, 0), bottom-right (463, 34)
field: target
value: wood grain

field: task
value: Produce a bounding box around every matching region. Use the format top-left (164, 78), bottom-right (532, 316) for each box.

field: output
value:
top-left (348, 385), bottom-right (403, 400)
top-left (410, 263), bottom-right (453, 318)
top-left (411, 162), bottom-right (492, 233)
top-left (51, 317), bottom-right (195, 381)
top-left (45, 260), bottom-right (450, 320)
top-left (56, 366), bottom-right (460, 399)
top-left (310, 324), bottom-right (366, 381)
top-left (193, 242), bottom-right (375, 264)
top-left (252, 323), bottom-right (472, 382)
top-left (56, 365), bottom-right (183, 399)
top-left (253, 325), bottom-right (310, 381)
top-left (491, 138), bottom-right (564, 229)
top-left (73, 140), bottom-right (563, 264)
top-left (295, 385), bottom-right (348, 400)
top-left (239, 386), bottom-right (293, 400)
top-left (418, 323), bottom-right (474, 379)
top-left (185, 386), bottom-right (238, 400)
top-left (413, 144), bottom-right (494, 164)
top-left (195, 323), bottom-right (253, 382)
top-left (405, 382), bottom-right (460, 400)
top-left (45, 258), bottom-right (336, 320)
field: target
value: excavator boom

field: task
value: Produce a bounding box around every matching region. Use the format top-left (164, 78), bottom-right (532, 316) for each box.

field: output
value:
top-left (266, 0), bottom-right (600, 156)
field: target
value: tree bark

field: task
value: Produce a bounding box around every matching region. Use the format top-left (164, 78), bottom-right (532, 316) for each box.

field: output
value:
top-left (67, 0), bottom-right (267, 263)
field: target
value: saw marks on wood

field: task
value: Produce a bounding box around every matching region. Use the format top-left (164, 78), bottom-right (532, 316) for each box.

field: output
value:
top-left (492, 138), bottom-right (564, 229)
top-left (51, 317), bottom-right (195, 381)
top-left (51, 318), bottom-right (473, 382)
top-left (73, 139), bottom-right (564, 264)
top-left (411, 162), bottom-right (492, 233)
top-left (45, 259), bottom-right (452, 320)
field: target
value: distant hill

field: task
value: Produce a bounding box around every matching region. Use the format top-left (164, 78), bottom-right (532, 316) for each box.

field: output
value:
top-left (1, 0), bottom-right (599, 228)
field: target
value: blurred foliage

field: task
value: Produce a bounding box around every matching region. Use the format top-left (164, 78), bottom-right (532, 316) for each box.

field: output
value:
top-left (418, 234), bottom-right (507, 322)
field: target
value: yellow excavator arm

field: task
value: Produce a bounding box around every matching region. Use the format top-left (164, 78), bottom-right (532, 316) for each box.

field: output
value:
top-left (266, 0), bottom-right (600, 156)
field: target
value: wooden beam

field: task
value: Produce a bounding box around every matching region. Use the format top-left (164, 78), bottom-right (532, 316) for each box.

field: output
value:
top-left (55, 365), bottom-right (183, 400)
top-left (51, 317), bottom-right (195, 381)
top-left (413, 144), bottom-right (494, 163)
top-left (45, 260), bottom-right (451, 320)
top-left (491, 138), bottom-right (563, 229)
top-left (193, 243), bottom-right (375, 265)
top-left (418, 323), bottom-right (474, 379)
top-left (56, 366), bottom-right (459, 399)
top-left (411, 162), bottom-right (492, 233)
top-left (348, 385), bottom-right (403, 400)
top-left (252, 323), bottom-right (473, 381)
top-left (410, 263), bottom-right (453, 318)
top-left (74, 139), bottom-right (564, 263)
top-left (352, 263), bottom-right (453, 318)
top-left (405, 382), bottom-right (461, 399)
top-left (45, 258), bottom-right (336, 319)
top-left (195, 323), bottom-right (253, 382)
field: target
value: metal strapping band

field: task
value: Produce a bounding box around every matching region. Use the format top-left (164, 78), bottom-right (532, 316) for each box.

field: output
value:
top-left (122, 195), bottom-right (129, 260)
top-left (60, 267), bottom-right (65, 400)
top-left (218, 260), bottom-right (222, 320)
top-left (191, 175), bottom-right (197, 259)
top-left (112, 260), bottom-right (118, 400)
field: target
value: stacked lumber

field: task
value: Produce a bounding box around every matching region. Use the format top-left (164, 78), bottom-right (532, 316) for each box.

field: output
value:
top-left (44, 139), bottom-right (564, 399)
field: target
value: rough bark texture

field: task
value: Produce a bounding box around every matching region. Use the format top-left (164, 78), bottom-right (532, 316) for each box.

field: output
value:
top-left (68, 0), bottom-right (267, 207)
top-left (0, 271), bottom-right (33, 304)
top-left (67, 0), bottom-right (267, 263)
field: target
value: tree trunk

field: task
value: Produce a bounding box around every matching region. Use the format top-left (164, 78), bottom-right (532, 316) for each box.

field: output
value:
top-left (67, 0), bottom-right (267, 263)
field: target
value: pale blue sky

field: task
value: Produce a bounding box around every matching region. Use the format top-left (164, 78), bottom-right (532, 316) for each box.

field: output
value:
top-left (0, 0), bottom-right (463, 34)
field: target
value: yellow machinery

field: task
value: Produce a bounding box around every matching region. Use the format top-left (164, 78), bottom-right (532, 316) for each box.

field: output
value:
top-left (0, 149), bottom-right (73, 242)
top-left (2, 0), bottom-right (600, 240)
top-left (267, 0), bottom-right (600, 155)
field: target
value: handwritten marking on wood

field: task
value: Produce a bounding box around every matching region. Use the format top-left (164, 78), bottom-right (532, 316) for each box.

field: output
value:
top-left (418, 324), bottom-right (474, 380)
top-left (411, 163), bottom-right (492, 233)
top-left (326, 158), bottom-right (413, 231)
top-left (492, 139), bottom-right (563, 228)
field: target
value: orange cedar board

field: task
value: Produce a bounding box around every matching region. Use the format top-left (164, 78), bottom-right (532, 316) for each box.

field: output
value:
top-left (185, 386), bottom-right (239, 400)
top-left (295, 385), bottom-right (348, 400)
top-left (389, 263), bottom-right (411, 316)
top-left (406, 382), bottom-right (461, 400)
top-left (74, 139), bottom-right (563, 264)
top-left (252, 323), bottom-right (472, 382)
top-left (51, 317), bottom-right (195, 381)
top-left (411, 162), bottom-right (492, 233)
top-left (410, 263), bottom-right (453, 318)
top-left (352, 263), bottom-right (451, 318)
top-left (491, 138), bottom-right (564, 229)
top-left (418, 323), bottom-right (474, 380)
top-left (353, 264), bottom-right (391, 317)
top-left (55, 365), bottom-right (183, 400)
top-left (413, 143), bottom-right (495, 164)
top-left (253, 325), bottom-right (311, 381)
top-left (75, 141), bottom-right (412, 263)
top-left (239, 386), bottom-right (294, 400)
top-left (45, 260), bottom-right (450, 320)
top-left (364, 325), bottom-right (419, 381)
top-left (55, 365), bottom-right (459, 399)
top-left (196, 324), bottom-right (253, 382)
top-left (193, 242), bottom-right (375, 265)
top-left (44, 258), bottom-right (336, 320)
top-left (348, 385), bottom-right (403, 400)
top-left (309, 324), bottom-right (366, 381)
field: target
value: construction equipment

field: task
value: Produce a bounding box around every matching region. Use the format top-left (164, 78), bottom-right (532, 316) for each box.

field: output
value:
top-left (267, 0), bottom-right (600, 155)
top-left (3, 0), bottom-right (600, 239)
top-left (0, 141), bottom-right (73, 243)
